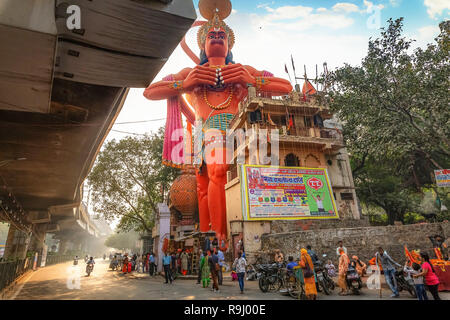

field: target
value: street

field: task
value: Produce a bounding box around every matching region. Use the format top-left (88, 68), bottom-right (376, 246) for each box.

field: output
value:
top-left (10, 260), bottom-right (450, 300)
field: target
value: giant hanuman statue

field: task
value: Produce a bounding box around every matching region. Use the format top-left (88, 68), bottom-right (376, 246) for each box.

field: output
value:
top-left (144, 0), bottom-right (292, 247)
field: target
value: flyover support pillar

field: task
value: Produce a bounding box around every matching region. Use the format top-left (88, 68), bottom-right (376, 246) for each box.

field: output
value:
top-left (3, 225), bottom-right (31, 260)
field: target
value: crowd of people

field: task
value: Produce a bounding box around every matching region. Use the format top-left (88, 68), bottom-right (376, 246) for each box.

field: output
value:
top-left (278, 239), bottom-right (445, 300)
top-left (102, 235), bottom-right (446, 300)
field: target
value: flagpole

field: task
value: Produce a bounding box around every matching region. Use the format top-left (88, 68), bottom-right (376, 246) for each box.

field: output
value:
top-left (284, 64), bottom-right (293, 85)
top-left (291, 55), bottom-right (298, 85)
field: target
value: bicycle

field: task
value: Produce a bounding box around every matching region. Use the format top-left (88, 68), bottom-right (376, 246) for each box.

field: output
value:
top-left (284, 266), bottom-right (306, 300)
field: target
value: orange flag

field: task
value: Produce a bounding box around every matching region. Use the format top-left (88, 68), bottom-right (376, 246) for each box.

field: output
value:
top-left (302, 80), bottom-right (317, 96)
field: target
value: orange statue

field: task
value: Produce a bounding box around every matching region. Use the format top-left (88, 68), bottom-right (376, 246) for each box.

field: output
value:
top-left (144, 0), bottom-right (292, 245)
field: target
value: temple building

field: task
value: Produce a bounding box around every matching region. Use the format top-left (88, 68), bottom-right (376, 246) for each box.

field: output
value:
top-left (224, 86), bottom-right (361, 262)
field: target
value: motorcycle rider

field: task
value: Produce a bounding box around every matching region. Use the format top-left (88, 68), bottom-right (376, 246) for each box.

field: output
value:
top-left (86, 256), bottom-right (95, 274)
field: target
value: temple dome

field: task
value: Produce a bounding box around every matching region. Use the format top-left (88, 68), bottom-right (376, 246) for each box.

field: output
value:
top-left (169, 167), bottom-right (198, 215)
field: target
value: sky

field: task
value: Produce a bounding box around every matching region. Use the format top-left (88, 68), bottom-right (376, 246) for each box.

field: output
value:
top-left (98, 0), bottom-right (448, 229)
top-left (105, 0), bottom-right (449, 143)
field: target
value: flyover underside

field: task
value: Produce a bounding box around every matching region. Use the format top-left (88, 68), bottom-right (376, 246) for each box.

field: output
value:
top-left (0, 79), bottom-right (127, 212)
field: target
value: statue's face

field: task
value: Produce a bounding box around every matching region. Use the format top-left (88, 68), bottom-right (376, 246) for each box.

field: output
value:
top-left (205, 27), bottom-right (229, 58)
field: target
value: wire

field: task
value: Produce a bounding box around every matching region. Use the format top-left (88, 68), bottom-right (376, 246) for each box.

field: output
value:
top-left (110, 130), bottom-right (148, 136)
top-left (114, 118), bottom-right (167, 125)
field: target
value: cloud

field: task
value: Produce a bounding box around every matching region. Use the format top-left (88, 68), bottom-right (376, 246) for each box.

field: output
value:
top-left (417, 25), bottom-right (441, 42)
top-left (332, 3), bottom-right (360, 13)
top-left (389, 0), bottom-right (402, 7)
top-left (250, 4), bottom-right (355, 32)
top-left (424, 0), bottom-right (450, 19)
top-left (363, 0), bottom-right (385, 11)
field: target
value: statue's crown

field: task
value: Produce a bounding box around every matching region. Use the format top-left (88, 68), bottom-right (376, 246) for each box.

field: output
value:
top-left (197, 0), bottom-right (235, 50)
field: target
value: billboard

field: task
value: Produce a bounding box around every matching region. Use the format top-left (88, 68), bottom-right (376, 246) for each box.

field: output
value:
top-left (240, 165), bottom-right (339, 220)
top-left (435, 169), bottom-right (450, 187)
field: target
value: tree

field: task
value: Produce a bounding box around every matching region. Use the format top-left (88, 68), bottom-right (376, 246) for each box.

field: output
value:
top-left (355, 159), bottom-right (419, 225)
top-left (324, 18), bottom-right (449, 224)
top-left (88, 128), bottom-right (179, 233)
top-left (105, 231), bottom-right (140, 252)
top-left (326, 18), bottom-right (450, 189)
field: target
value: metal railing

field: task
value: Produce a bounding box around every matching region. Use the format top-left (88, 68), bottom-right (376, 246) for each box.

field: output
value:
top-left (0, 254), bottom-right (76, 294)
top-left (45, 254), bottom-right (74, 266)
top-left (0, 258), bottom-right (33, 293)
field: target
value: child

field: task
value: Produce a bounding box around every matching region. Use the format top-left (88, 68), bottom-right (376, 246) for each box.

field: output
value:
top-left (404, 261), bottom-right (428, 300)
top-left (325, 260), bottom-right (337, 277)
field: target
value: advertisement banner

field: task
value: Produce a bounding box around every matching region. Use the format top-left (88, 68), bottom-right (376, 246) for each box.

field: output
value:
top-left (241, 165), bottom-right (339, 220)
top-left (435, 169), bottom-right (450, 187)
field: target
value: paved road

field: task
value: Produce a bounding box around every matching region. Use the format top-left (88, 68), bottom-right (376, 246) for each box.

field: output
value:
top-left (11, 260), bottom-right (450, 300)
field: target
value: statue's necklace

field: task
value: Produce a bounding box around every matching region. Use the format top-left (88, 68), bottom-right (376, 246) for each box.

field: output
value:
top-left (203, 86), bottom-right (233, 110)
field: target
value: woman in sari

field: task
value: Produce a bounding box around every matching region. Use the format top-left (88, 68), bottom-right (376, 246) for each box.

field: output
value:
top-left (298, 248), bottom-right (317, 300)
top-left (338, 248), bottom-right (349, 295)
top-left (200, 250), bottom-right (211, 288)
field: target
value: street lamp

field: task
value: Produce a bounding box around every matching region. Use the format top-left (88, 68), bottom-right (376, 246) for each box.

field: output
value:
top-left (0, 158), bottom-right (27, 168)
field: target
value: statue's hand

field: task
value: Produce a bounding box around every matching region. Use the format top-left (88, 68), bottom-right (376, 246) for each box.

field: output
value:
top-left (183, 65), bottom-right (217, 90)
top-left (221, 64), bottom-right (256, 87)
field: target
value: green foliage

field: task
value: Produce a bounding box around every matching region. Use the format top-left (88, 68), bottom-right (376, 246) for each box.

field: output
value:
top-left (104, 231), bottom-right (140, 252)
top-left (326, 18), bottom-right (450, 189)
top-left (403, 212), bottom-right (426, 224)
top-left (88, 128), bottom-right (179, 233)
top-left (324, 18), bottom-right (450, 224)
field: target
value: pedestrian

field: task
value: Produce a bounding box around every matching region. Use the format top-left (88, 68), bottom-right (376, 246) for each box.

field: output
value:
top-left (404, 261), bottom-right (428, 300)
top-left (306, 245), bottom-right (319, 263)
top-left (338, 248), bottom-right (349, 296)
top-left (336, 240), bottom-right (347, 257)
top-left (299, 248), bottom-right (317, 300)
top-left (137, 254), bottom-right (142, 273)
top-left (232, 251), bottom-right (247, 294)
top-left (163, 252), bottom-right (172, 284)
top-left (200, 250), bottom-right (211, 288)
top-left (122, 254), bottom-right (129, 274)
top-left (197, 249), bottom-right (204, 284)
top-left (209, 248), bottom-right (220, 292)
top-left (375, 247), bottom-right (402, 298)
top-left (414, 252), bottom-right (441, 300)
top-left (217, 247), bottom-right (225, 285)
top-left (149, 252), bottom-right (156, 276)
top-left (325, 259), bottom-right (336, 278)
top-left (171, 252), bottom-right (177, 278)
top-left (180, 249), bottom-right (189, 276)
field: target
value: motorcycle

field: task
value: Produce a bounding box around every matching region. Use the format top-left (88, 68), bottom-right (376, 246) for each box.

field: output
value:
top-left (86, 263), bottom-right (94, 276)
top-left (395, 269), bottom-right (417, 298)
top-left (314, 255), bottom-right (335, 295)
top-left (346, 265), bottom-right (362, 295)
top-left (256, 263), bottom-right (283, 293)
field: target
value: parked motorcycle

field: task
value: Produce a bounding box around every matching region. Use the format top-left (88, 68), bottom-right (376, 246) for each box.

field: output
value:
top-left (314, 255), bottom-right (335, 295)
top-left (256, 263), bottom-right (283, 293)
top-left (346, 265), bottom-right (362, 295)
top-left (395, 269), bottom-right (417, 298)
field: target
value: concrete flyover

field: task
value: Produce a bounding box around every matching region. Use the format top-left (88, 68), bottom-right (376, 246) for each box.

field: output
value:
top-left (0, 0), bottom-right (196, 259)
